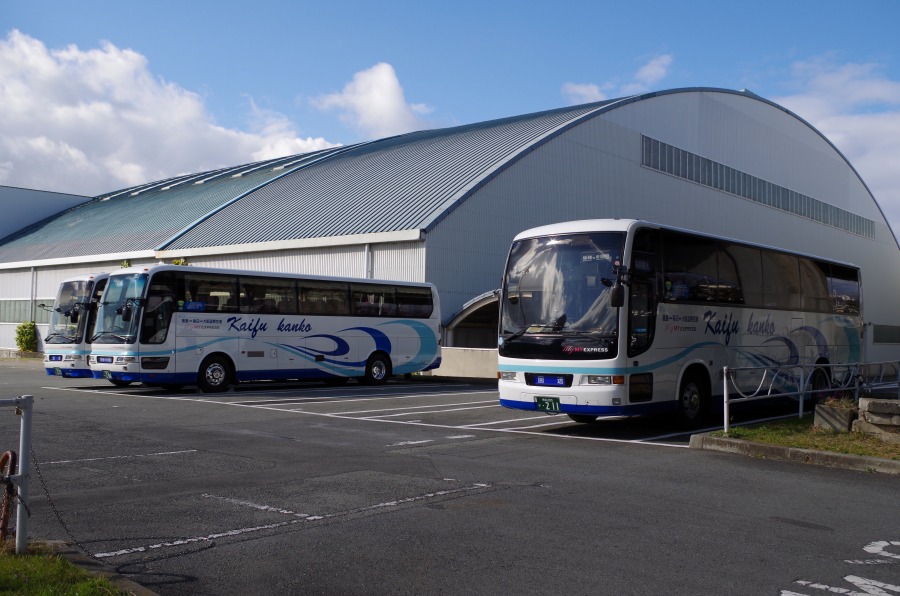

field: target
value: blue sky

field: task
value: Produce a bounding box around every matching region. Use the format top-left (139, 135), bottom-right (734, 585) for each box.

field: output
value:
top-left (3, 0), bottom-right (900, 232)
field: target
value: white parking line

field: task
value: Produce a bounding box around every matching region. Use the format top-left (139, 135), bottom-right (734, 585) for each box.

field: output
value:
top-left (324, 399), bottom-right (498, 415)
top-left (41, 450), bottom-right (198, 465)
top-left (94, 483), bottom-right (492, 559)
top-left (360, 405), bottom-right (501, 419)
top-left (43, 386), bottom-right (687, 449)
top-left (464, 415), bottom-right (559, 427)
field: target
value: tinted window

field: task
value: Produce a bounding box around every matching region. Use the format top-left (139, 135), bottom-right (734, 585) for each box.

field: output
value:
top-left (663, 232), bottom-right (719, 302)
top-left (299, 281), bottom-right (349, 315)
top-left (352, 284), bottom-right (397, 317)
top-left (828, 265), bottom-right (860, 315)
top-left (761, 251), bottom-right (799, 309)
top-left (722, 243), bottom-right (761, 307)
top-left (397, 286), bottom-right (434, 318)
top-left (800, 259), bottom-right (830, 312)
top-left (240, 277), bottom-right (297, 314)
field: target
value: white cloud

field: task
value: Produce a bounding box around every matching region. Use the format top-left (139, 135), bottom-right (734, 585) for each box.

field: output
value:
top-left (774, 59), bottom-right (900, 238)
top-left (0, 30), bottom-right (337, 196)
top-left (562, 54), bottom-right (674, 104)
top-left (561, 82), bottom-right (606, 105)
top-left (311, 62), bottom-right (431, 138)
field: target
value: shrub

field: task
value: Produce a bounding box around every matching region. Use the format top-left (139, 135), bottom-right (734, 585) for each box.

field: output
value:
top-left (15, 321), bottom-right (38, 353)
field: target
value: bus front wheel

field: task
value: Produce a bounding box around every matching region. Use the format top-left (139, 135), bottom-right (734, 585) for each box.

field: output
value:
top-left (198, 355), bottom-right (232, 393)
top-left (677, 372), bottom-right (708, 426)
top-left (362, 352), bottom-right (391, 385)
top-left (568, 414), bottom-right (598, 423)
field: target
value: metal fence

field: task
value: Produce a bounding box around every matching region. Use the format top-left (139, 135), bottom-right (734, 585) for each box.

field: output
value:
top-left (1, 395), bottom-right (33, 554)
top-left (722, 361), bottom-right (900, 433)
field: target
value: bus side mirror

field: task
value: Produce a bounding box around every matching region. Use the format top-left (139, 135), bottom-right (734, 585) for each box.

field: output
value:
top-left (610, 284), bottom-right (624, 308)
top-left (70, 306), bottom-right (80, 324)
top-left (121, 303), bottom-right (133, 322)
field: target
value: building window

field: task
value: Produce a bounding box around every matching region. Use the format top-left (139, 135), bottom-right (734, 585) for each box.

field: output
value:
top-left (641, 136), bottom-right (875, 240)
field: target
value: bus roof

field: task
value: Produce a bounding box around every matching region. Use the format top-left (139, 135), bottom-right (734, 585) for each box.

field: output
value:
top-left (511, 219), bottom-right (860, 269)
top-left (109, 264), bottom-right (436, 288)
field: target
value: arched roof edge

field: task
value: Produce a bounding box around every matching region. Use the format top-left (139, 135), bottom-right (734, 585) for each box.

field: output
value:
top-left (422, 87), bottom-right (899, 250)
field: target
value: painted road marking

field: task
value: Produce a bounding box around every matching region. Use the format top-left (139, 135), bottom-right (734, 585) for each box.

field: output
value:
top-left (326, 399), bottom-right (497, 415)
top-left (43, 386), bottom-right (687, 448)
top-left (93, 483), bottom-right (492, 559)
top-left (41, 450), bottom-right (198, 465)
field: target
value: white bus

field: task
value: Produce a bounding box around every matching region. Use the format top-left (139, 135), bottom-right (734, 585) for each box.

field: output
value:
top-left (88, 264), bottom-right (441, 391)
top-left (497, 219), bottom-right (862, 425)
top-left (42, 273), bottom-right (111, 380)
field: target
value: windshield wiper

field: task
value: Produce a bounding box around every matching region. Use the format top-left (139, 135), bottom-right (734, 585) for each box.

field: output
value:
top-left (504, 315), bottom-right (568, 341)
top-left (91, 331), bottom-right (132, 342)
top-left (44, 332), bottom-right (77, 342)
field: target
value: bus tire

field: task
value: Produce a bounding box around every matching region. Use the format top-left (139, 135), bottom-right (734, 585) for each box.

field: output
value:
top-left (567, 414), bottom-right (598, 423)
top-left (362, 352), bottom-right (391, 385)
top-left (109, 379), bottom-right (133, 387)
top-left (808, 367), bottom-right (831, 409)
top-left (198, 355), bottom-right (232, 393)
top-left (677, 370), bottom-right (708, 426)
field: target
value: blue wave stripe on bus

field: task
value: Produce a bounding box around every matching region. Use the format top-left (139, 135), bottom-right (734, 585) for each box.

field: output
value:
top-left (379, 320), bottom-right (440, 373)
top-left (501, 341), bottom-right (723, 375)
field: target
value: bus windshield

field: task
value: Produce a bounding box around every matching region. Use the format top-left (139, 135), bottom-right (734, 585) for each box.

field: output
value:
top-left (501, 232), bottom-right (624, 338)
top-left (93, 273), bottom-right (147, 344)
top-left (45, 280), bottom-right (91, 344)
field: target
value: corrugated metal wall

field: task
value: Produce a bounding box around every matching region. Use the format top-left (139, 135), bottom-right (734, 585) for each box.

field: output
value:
top-left (185, 241), bottom-right (425, 282)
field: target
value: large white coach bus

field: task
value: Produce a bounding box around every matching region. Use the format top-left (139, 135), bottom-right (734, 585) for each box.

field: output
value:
top-left (42, 273), bottom-right (111, 380)
top-left (497, 219), bottom-right (862, 425)
top-left (88, 264), bottom-right (441, 391)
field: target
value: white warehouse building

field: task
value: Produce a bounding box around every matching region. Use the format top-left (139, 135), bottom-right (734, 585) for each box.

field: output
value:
top-left (1, 87), bottom-right (898, 362)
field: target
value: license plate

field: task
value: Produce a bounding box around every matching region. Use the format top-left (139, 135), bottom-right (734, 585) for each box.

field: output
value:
top-left (535, 396), bottom-right (561, 412)
top-left (98, 356), bottom-right (113, 364)
top-left (49, 355), bottom-right (62, 362)
top-left (102, 370), bottom-right (112, 380)
top-left (534, 375), bottom-right (566, 387)
top-left (54, 367), bottom-right (63, 376)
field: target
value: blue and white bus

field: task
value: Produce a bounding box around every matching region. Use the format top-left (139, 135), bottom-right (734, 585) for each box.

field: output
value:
top-left (497, 219), bottom-right (862, 425)
top-left (42, 273), bottom-right (110, 379)
top-left (88, 264), bottom-right (441, 391)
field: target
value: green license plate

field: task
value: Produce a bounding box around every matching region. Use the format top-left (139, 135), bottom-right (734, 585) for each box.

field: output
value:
top-left (535, 396), bottom-right (561, 412)
top-left (102, 370), bottom-right (112, 380)
top-left (54, 367), bottom-right (63, 376)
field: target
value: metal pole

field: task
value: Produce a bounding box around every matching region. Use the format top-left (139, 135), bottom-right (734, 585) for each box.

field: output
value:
top-left (15, 395), bottom-right (32, 554)
top-left (798, 365), bottom-right (806, 419)
top-left (723, 366), bottom-right (730, 434)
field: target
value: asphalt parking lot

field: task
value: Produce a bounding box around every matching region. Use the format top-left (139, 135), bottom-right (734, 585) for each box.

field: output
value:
top-left (2, 359), bottom-right (899, 595)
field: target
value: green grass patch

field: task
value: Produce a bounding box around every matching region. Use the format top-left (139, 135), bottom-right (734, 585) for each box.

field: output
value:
top-left (0, 542), bottom-right (125, 595)
top-left (714, 415), bottom-right (900, 460)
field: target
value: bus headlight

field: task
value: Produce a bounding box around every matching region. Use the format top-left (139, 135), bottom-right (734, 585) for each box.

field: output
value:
top-left (586, 375), bottom-right (625, 385)
top-left (115, 356), bottom-right (137, 364)
top-left (499, 371), bottom-right (517, 381)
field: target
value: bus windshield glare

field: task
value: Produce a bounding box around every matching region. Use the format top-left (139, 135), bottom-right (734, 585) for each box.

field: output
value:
top-left (93, 273), bottom-right (147, 344)
top-left (45, 280), bottom-right (91, 344)
top-left (501, 232), bottom-right (624, 339)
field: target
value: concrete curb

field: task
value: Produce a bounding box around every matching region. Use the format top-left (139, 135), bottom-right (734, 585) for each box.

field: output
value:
top-left (689, 434), bottom-right (900, 476)
top-left (42, 540), bottom-right (160, 595)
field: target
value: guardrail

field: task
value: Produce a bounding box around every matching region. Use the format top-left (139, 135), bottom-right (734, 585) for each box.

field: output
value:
top-left (0, 395), bottom-right (33, 554)
top-left (722, 361), bottom-right (900, 434)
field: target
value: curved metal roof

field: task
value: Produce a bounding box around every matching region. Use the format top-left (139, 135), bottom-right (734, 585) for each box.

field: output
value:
top-left (0, 100), bottom-right (613, 263)
top-left (9, 87), bottom-right (883, 263)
